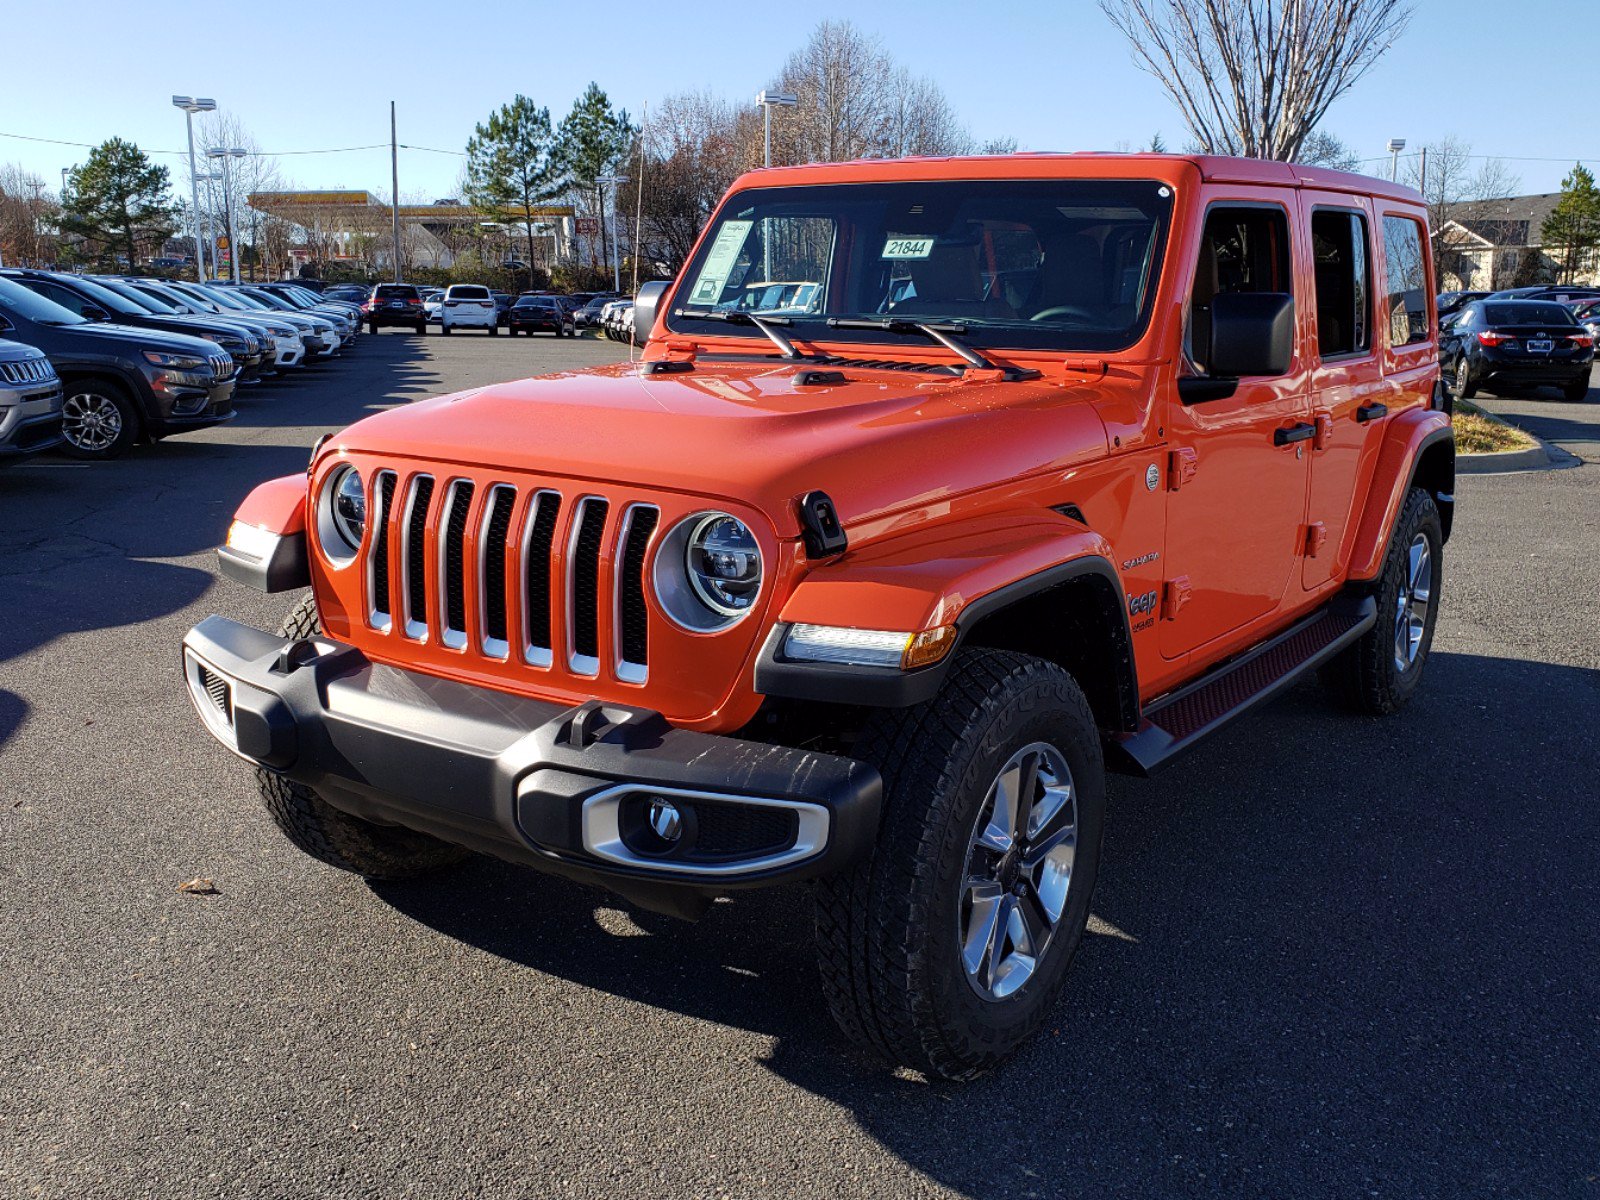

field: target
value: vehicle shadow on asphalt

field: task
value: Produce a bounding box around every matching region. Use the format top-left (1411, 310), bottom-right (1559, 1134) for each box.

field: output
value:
top-left (225, 333), bottom-right (441, 429)
top-left (372, 650), bottom-right (1600, 1198)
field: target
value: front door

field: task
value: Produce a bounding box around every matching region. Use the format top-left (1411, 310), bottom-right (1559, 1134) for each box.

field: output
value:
top-left (1160, 198), bottom-right (1312, 661)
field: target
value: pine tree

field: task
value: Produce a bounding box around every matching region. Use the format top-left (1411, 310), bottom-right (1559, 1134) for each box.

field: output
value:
top-left (555, 84), bottom-right (635, 271)
top-left (464, 97), bottom-right (565, 282)
top-left (60, 138), bottom-right (174, 267)
top-left (1542, 164), bottom-right (1600, 284)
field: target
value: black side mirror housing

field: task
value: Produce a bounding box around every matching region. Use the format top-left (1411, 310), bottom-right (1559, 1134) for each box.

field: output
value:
top-left (1208, 291), bottom-right (1294, 378)
top-left (632, 280), bottom-right (669, 345)
top-left (82, 306), bottom-right (109, 321)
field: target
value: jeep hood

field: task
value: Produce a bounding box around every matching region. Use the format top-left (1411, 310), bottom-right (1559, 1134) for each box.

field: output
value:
top-left (336, 360), bottom-right (1114, 537)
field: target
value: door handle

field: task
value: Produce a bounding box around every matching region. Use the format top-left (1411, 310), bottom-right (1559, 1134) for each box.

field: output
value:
top-left (1355, 402), bottom-right (1389, 423)
top-left (1274, 422), bottom-right (1315, 446)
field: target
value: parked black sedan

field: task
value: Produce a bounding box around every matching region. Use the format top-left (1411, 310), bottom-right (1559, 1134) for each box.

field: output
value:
top-left (1442, 299), bottom-right (1594, 401)
top-left (1436, 290), bottom-right (1490, 325)
top-left (506, 294), bottom-right (573, 337)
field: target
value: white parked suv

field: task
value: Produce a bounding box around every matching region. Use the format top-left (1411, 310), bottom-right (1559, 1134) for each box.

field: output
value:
top-left (439, 285), bottom-right (499, 335)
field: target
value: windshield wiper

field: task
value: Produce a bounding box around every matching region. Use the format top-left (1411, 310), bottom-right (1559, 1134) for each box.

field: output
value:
top-left (827, 316), bottom-right (997, 370)
top-left (674, 307), bottom-right (805, 359)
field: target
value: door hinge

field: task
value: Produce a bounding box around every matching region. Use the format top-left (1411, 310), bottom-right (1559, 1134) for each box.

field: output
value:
top-left (1313, 411), bottom-right (1334, 450)
top-left (1162, 576), bottom-right (1192, 620)
top-left (1305, 521), bottom-right (1328, 557)
top-left (1167, 446), bottom-right (1198, 491)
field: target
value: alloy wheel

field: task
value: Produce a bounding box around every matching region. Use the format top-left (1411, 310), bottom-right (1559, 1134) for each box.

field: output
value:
top-left (959, 742), bottom-right (1078, 1001)
top-left (62, 392), bottom-right (122, 452)
top-left (1393, 533), bottom-right (1433, 673)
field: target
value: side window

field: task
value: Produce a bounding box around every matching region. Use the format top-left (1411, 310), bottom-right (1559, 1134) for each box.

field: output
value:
top-left (1382, 215), bottom-right (1429, 346)
top-left (1188, 205), bottom-right (1293, 370)
top-left (1311, 209), bottom-right (1371, 357)
top-left (25, 281), bottom-right (87, 316)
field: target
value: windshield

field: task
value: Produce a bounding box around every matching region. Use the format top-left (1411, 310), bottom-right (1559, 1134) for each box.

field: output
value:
top-left (1483, 303), bottom-right (1579, 326)
top-left (0, 275), bottom-right (88, 325)
top-left (669, 179), bottom-right (1173, 353)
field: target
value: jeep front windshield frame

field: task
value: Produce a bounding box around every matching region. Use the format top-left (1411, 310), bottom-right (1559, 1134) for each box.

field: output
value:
top-left (667, 179), bottom-right (1174, 355)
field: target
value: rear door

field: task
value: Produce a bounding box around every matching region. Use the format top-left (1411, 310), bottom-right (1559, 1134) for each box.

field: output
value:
top-left (1300, 195), bottom-right (1393, 589)
top-left (1160, 195), bottom-right (1313, 661)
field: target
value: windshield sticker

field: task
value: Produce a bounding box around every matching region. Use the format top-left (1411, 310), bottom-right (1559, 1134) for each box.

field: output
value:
top-left (882, 236), bottom-right (936, 260)
top-left (688, 220), bottom-right (753, 305)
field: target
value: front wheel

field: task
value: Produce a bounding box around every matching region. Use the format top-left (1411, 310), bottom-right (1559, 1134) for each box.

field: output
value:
top-left (255, 595), bottom-right (471, 880)
top-left (60, 378), bottom-right (140, 459)
top-left (815, 649), bottom-right (1106, 1081)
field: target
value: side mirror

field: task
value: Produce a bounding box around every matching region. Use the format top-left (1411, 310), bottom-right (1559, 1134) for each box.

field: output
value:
top-left (1208, 291), bottom-right (1294, 378)
top-left (632, 280), bottom-right (669, 345)
top-left (82, 305), bottom-right (109, 321)
top-left (0, 314), bottom-right (13, 334)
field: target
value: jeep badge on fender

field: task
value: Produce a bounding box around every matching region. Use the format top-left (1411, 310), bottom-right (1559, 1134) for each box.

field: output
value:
top-left (183, 152), bottom-right (1453, 1082)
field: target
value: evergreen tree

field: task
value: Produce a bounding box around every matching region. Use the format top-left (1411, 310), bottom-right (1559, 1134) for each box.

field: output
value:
top-left (60, 138), bottom-right (174, 266)
top-left (464, 96), bottom-right (565, 281)
top-left (555, 84), bottom-right (635, 270)
top-left (1542, 164), bottom-right (1600, 284)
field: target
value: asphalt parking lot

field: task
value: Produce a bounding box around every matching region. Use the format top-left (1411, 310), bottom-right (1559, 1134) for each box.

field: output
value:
top-left (2, 332), bottom-right (1597, 1200)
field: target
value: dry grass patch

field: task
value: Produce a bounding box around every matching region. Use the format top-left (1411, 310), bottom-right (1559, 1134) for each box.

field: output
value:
top-left (1453, 401), bottom-right (1537, 455)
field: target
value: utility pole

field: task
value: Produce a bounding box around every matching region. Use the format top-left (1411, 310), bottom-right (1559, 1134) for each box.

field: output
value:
top-left (390, 101), bottom-right (403, 283)
top-left (1418, 146), bottom-right (1428, 197)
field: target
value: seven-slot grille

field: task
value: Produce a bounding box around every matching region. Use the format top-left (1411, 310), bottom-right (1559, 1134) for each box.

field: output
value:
top-left (0, 356), bottom-right (55, 385)
top-left (363, 473), bottom-right (660, 681)
top-left (208, 352), bottom-right (235, 380)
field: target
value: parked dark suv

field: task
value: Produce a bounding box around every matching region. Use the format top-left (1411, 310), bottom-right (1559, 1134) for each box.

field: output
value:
top-left (0, 338), bottom-right (64, 463)
top-left (2, 269), bottom-right (268, 384)
top-left (362, 284), bottom-right (426, 333)
top-left (0, 275), bottom-right (235, 459)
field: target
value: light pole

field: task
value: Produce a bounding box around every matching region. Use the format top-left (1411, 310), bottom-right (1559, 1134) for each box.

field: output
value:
top-left (193, 170), bottom-right (224, 284)
top-left (173, 97), bottom-right (216, 279)
top-left (207, 147), bottom-right (248, 284)
top-left (755, 90), bottom-right (798, 169)
top-left (597, 173), bottom-right (629, 293)
top-left (1387, 137), bottom-right (1407, 183)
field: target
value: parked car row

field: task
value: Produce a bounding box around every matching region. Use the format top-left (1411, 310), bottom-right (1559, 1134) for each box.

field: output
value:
top-left (1437, 285), bottom-right (1598, 402)
top-left (599, 297), bottom-right (635, 342)
top-left (0, 270), bottom-right (364, 461)
top-left (357, 284), bottom-right (622, 339)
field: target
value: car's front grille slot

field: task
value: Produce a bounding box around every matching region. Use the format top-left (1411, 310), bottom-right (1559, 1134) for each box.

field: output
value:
top-left (0, 357), bottom-right (55, 385)
top-left (479, 485), bottom-right (516, 656)
top-left (569, 499), bottom-right (610, 672)
top-left (617, 506), bottom-right (659, 680)
top-left (361, 473), bottom-right (664, 683)
top-left (403, 475), bottom-right (435, 639)
top-left (369, 471), bottom-right (397, 629)
top-left (522, 491), bottom-right (562, 665)
top-left (439, 481), bottom-right (475, 648)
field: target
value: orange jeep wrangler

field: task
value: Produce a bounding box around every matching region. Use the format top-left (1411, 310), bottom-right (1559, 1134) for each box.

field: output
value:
top-left (183, 154), bottom-right (1453, 1080)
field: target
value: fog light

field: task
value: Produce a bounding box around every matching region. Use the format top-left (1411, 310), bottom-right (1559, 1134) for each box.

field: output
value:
top-left (647, 797), bottom-right (683, 843)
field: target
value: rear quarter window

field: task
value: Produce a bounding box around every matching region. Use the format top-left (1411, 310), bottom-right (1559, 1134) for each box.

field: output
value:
top-left (1381, 216), bottom-right (1429, 346)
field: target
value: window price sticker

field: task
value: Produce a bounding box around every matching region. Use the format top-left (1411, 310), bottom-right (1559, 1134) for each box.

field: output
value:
top-left (881, 236), bottom-right (936, 260)
top-left (688, 220), bottom-right (754, 304)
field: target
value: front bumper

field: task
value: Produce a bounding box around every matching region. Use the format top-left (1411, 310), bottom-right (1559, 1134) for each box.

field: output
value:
top-left (181, 616), bottom-right (882, 905)
top-left (0, 387), bottom-right (65, 461)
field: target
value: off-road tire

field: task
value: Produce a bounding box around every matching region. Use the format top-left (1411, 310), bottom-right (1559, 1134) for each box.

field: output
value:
top-left (59, 376), bottom-right (141, 460)
top-left (1452, 355), bottom-right (1479, 400)
top-left (254, 594), bottom-right (470, 880)
top-left (814, 648), bottom-right (1106, 1081)
top-left (1564, 373), bottom-right (1589, 402)
top-left (1320, 487), bottom-right (1443, 715)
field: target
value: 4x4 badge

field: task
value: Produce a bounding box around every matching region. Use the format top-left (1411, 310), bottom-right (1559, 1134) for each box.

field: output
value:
top-left (1145, 464), bottom-right (1160, 491)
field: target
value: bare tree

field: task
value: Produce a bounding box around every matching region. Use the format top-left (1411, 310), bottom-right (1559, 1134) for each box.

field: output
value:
top-left (1100, 0), bottom-right (1412, 161)
top-left (1402, 137), bottom-right (1520, 288)
top-left (0, 163), bottom-right (59, 266)
top-left (1295, 130), bottom-right (1361, 170)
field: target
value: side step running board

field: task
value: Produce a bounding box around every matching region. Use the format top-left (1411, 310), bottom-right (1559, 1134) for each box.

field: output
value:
top-left (1106, 595), bottom-right (1377, 777)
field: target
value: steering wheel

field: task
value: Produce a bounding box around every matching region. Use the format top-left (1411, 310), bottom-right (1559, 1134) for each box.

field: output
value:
top-left (1030, 305), bottom-right (1098, 324)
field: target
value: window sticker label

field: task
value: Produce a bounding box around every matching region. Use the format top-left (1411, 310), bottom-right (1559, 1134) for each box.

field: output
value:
top-left (882, 236), bottom-right (936, 260)
top-left (688, 220), bottom-right (753, 305)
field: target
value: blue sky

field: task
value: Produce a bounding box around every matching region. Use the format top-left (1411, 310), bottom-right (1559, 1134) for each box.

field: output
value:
top-left (2, 0), bottom-right (1591, 200)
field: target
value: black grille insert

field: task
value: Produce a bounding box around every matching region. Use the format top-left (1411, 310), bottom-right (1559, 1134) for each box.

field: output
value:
top-left (442, 481), bottom-right (475, 639)
top-left (371, 471), bottom-right (397, 622)
top-left (570, 499), bottom-right (610, 663)
top-left (619, 507), bottom-right (658, 669)
top-left (197, 665), bottom-right (232, 725)
top-left (481, 485), bottom-right (516, 648)
top-left (523, 492), bottom-right (561, 655)
top-left (405, 476), bottom-right (435, 634)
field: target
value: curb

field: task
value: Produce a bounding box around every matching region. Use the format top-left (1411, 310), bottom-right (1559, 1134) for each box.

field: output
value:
top-left (1456, 441), bottom-right (1551, 474)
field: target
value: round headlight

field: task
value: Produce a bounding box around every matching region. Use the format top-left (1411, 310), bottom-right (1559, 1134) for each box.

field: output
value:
top-left (329, 466), bottom-right (366, 551)
top-left (653, 511), bottom-right (764, 631)
top-left (686, 514), bottom-right (761, 617)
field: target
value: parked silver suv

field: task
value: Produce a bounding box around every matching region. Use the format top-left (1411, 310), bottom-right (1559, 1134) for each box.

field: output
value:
top-left (0, 339), bottom-right (64, 464)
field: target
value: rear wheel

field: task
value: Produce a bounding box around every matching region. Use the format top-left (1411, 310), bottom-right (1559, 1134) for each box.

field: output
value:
top-left (413, 321), bottom-right (425, 335)
top-left (441, 324), bottom-right (452, 336)
top-left (1320, 487), bottom-right (1442, 715)
top-left (255, 594), bottom-right (471, 880)
top-left (60, 378), bottom-right (140, 460)
top-left (814, 649), bottom-right (1105, 1080)
top-left (1452, 355), bottom-right (1478, 401)
top-left (1564, 373), bottom-right (1590, 402)
top-left (488, 324), bottom-right (498, 336)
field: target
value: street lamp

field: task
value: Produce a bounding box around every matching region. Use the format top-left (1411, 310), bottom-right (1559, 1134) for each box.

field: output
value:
top-left (597, 173), bottom-right (629, 293)
top-left (1387, 137), bottom-right (1407, 183)
top-left (194, 170), bottom-right (224, 280)
top-left (755, 90), bottom-right (798, 169)
top-left (173, 97), bottom-right (217, 279)
top-left (207, 147), bottom-right (248, 284)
